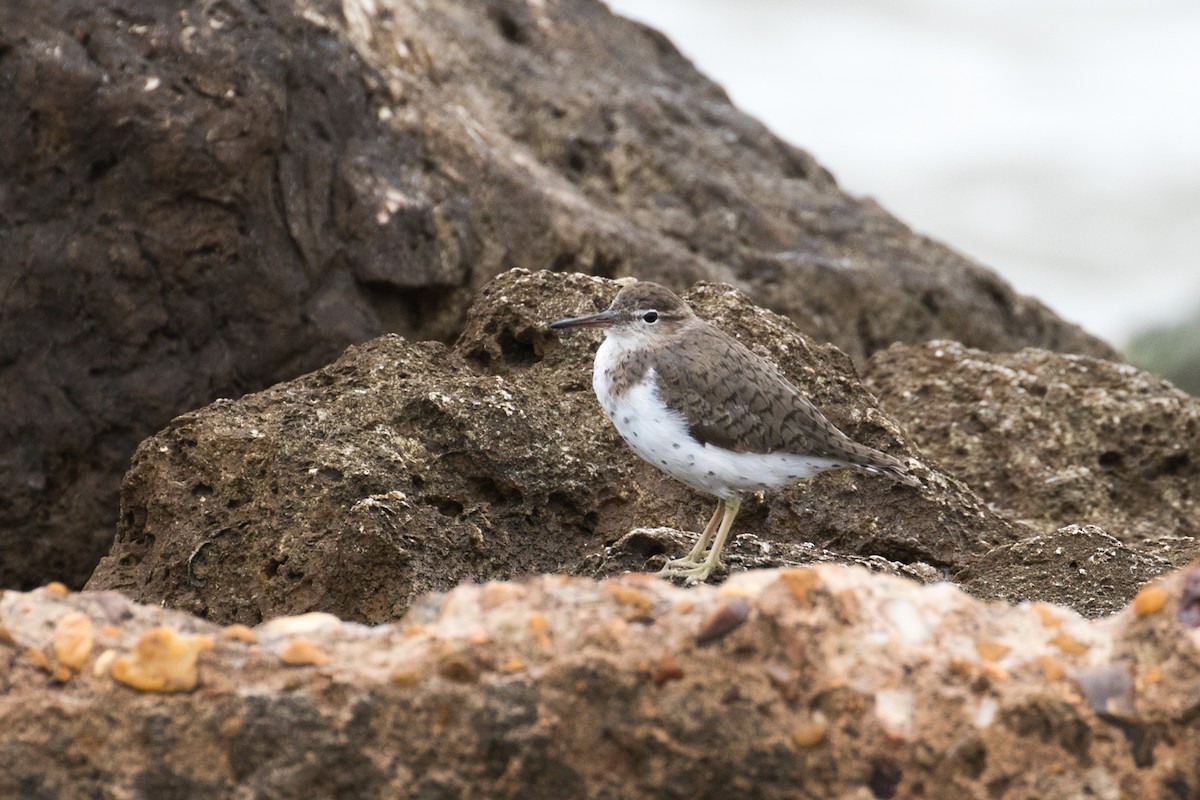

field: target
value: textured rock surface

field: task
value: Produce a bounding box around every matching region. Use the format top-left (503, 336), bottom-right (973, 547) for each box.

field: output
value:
top-left (7, 1), bottom-right (1189, 793)
top-left (1, 0), bottom-right (1113, 589)
top-left (958, 525), bottom-right (1176, 619)
top-left (9, 562), bottom-right (1200, 799)
top-left (89, 270), bottom-right (1023, 624)
top-left (865, 341), bottom-right (1200, 554)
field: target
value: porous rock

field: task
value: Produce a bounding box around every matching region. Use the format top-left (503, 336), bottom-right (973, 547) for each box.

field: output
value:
top-left (1, 0), bottom-right (1112, 588)
top-left (959, 525), bottom-right (1175, 619)
top-left (87, 270), bottom-right (1021, 624)
top-left (865, 341), bottom-right (1200, 558)
top-left (8, 561), bottom-right (1200, 798)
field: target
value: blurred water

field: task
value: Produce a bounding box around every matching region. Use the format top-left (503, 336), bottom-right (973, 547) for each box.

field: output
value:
top-left (608, 0), bottom-right (1200, 347)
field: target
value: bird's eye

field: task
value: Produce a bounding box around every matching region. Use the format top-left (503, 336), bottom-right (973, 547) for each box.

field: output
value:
top-left (642, 310), bottom-right (659, 323)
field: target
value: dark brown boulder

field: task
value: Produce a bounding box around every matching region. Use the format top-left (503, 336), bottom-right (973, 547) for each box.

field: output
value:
top-left (2, 0), bottom-right (1110, 588)
top-left (87, 270), bottom-right (1021, 624)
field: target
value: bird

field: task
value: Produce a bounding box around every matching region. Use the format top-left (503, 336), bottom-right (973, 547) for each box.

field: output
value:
top-left (549, 280), bottom-right (919, 584)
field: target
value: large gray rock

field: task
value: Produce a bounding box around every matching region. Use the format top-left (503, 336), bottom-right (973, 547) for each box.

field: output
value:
top-left (0, 0), bottom-right (1111, 588)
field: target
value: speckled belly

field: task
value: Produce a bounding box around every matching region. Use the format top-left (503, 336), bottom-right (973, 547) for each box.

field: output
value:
top-left (594, 366), bottom-right (840, 498)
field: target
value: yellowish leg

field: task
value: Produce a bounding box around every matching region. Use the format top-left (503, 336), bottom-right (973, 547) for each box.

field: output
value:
top-left (658, 496), bottom-right (742, 584)
top-left (659, 499), bottom-right (722, 570)
top-left (691, 495), bottom-right (741, 584)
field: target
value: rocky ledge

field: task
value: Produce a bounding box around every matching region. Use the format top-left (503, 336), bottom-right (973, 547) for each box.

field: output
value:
top-left (87, 270), bottom-right (1196, 624)
top-left (87, 270), bottom-right (1019, 625)
top-left (7, 562), bottom-right (1200, 798)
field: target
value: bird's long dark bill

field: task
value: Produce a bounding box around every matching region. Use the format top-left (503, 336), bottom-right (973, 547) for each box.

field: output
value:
top-left (549, 310), bottom-right (615, 330)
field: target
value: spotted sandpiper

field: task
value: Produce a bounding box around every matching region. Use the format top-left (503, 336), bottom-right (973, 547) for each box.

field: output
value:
top-left (550, 281), bottom-right (919, 584)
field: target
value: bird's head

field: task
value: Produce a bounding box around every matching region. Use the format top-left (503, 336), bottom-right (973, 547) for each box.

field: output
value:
top-left (549, 281), bottom-right (696, 343)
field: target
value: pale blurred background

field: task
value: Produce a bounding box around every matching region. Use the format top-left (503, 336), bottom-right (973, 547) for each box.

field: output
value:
top-left (607, 0), bottom-right (1200, 390)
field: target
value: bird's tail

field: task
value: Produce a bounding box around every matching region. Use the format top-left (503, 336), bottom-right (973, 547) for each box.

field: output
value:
top-left (861, 461), bottom-right (921, 488)
top-left (852, 446), bottom-right (922, 488)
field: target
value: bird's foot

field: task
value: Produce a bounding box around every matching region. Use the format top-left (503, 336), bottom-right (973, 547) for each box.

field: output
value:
top-left (657, 556), bottom-right (722, 585)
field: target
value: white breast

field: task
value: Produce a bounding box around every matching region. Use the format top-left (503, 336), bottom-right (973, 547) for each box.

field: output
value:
top-left (593, 338), bottom-right (841, 497)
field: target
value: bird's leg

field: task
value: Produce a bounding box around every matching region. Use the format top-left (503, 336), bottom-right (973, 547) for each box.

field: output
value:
top-left (688, 495), bottom-right (741, 584)
top-left (658, 496), bottom-right (742, 585)
top-left (660, 499), bottom-right (723, 570)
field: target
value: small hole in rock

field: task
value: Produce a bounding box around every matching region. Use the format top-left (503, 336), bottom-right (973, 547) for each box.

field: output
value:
top-left (317, 466), bottom-right (344, 482)
top-left (499, 329), bottom-right (541, 367)
top-left (426, 496), bottom-right (464, 518)
top-left (494, 10), bottom-right (527, 44)
top-left (868, 758), bottom-right (902, 799)
top-left (1160, 453), bottom-right (1189, 475)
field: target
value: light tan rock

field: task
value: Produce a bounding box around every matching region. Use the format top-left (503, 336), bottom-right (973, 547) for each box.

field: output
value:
top-left (6, 563), bottom-right (1200, 798)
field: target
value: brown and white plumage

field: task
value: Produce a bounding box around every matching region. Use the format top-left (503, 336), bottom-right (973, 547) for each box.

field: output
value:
top-left (654, 322), bottom-right (914, 482)
top-left (550, 280), bottom-right (917, 583)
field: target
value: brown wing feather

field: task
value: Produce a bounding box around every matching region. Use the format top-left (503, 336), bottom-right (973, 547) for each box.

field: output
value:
top-left (652, 323), bottom-right (914, 480)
